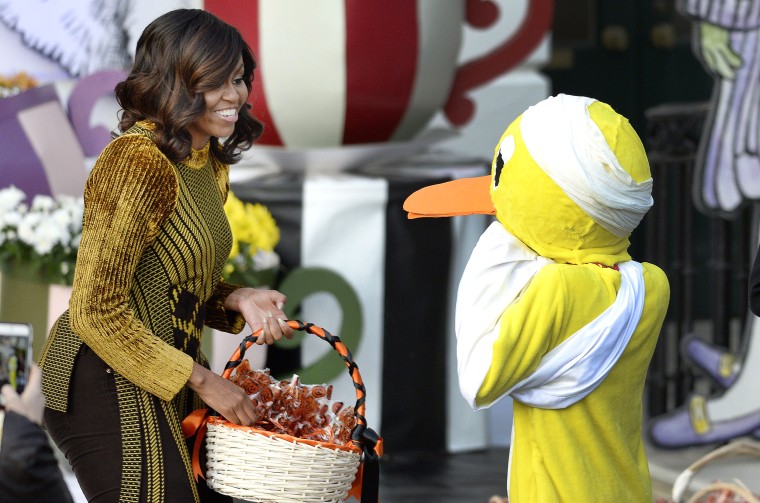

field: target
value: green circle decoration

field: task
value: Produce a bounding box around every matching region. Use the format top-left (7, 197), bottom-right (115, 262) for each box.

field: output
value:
top-left (275, 266), bottom-right (363, 383)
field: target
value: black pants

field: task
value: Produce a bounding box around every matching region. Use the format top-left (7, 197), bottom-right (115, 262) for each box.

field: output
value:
top-left (43, 345), bottom-right (229, 503)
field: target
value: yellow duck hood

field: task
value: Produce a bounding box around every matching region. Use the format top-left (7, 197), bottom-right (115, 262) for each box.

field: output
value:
top-left (404, 94), bottom-right (653, 266)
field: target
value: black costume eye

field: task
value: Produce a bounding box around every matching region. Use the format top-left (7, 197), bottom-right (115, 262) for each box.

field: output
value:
top-left (494, 151), bottom-right (504, 187)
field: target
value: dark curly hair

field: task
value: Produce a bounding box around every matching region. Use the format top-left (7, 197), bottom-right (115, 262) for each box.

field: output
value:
top-left (115, 9), bottom-right (263, 164)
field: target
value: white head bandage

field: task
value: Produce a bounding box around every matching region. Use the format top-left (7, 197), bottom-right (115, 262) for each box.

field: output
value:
top-left (519, 94), bottom-right (653, 237)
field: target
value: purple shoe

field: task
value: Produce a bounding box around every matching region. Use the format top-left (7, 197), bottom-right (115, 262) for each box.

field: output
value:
top-left (681, 335), bottom-right (741, 389)
top-left (648, 395), bottom-right (760, 448)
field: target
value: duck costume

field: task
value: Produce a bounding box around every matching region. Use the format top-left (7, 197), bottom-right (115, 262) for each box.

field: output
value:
top-left (404, 94), bottom-right (670, 501)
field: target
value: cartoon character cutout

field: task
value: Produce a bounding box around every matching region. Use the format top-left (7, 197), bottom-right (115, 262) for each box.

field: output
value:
top-left (0, 0), bottom-right (192, 80)
top-left (647, 0), bottom-right (760, 448)
top-left (405, 94), bottom-right (670, 500)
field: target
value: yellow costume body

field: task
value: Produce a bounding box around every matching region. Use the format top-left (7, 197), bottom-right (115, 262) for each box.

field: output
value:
top-left (406, 95), bottom-right (670, 501)
top-left (483, 262), bottom-right (668, 501)
top-left (469, 100), bottom-right (669, 501)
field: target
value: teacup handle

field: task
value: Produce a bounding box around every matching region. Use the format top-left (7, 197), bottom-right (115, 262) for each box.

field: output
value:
top-left (444, 0), bottom-right (554, 126)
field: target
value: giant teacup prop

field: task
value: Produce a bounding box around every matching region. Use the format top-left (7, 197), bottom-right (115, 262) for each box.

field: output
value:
top-left (207, 0), bottom-right (553, 149)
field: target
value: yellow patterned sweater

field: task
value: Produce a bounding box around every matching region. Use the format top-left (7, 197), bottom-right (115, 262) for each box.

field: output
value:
top-left (39, 122), bottom-right (246, 502)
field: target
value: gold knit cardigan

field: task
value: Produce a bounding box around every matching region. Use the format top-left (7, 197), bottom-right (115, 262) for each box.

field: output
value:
top-left (39, 122), bottom-right (246, 503)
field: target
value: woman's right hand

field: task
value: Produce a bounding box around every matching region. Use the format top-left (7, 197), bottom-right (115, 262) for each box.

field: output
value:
top-left (187, 363), bottom-right (259, 425)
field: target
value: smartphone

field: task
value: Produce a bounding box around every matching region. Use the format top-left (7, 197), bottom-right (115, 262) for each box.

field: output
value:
top-left (0, 322), bottom-right (33, 409)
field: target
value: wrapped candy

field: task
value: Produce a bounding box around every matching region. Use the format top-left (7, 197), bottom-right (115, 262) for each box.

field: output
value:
top-left (231, 359), bottom-right (355, 446)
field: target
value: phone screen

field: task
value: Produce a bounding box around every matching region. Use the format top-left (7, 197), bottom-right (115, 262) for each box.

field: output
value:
top-left (0, 322), bottom-right (33, 409)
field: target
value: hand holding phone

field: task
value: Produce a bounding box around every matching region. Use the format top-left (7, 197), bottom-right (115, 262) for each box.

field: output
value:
top-left (0, 322), bottom-right (33, 411)
top-left (1, 362), bottom-right (45, 424)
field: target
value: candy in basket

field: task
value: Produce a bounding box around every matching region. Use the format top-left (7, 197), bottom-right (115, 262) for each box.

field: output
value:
top-left (182, 320), bottom-right (383, 503)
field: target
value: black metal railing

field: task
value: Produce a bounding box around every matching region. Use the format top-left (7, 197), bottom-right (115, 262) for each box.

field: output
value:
top-left (639, 102), bottom-right (754, 418)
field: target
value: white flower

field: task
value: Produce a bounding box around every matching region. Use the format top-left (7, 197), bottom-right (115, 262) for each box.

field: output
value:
top-left (59, 196), bottom-right (84, 232)
top-left (16, 211), bottom-right (42, 244)
top-left (32, 218), bottom-right (67, 256)
top-left (0, 209), bottom-right (23, 229)
top-left (17, 212), bottom-right (45, 251)
top-left (16, 211), bottom-right (69, 255)
top-left (252, 250), bottom-right (280, 271)
top-left (30, 194), bottom-right (55, 212)
top-left (50, 208), bottom-right (75, 244)
top-left (0, 187), bottom-right (83, 284)
top-left (58, 195), bottom-right (83, 219)
top-left (0, 186), bottom-right (25, 213)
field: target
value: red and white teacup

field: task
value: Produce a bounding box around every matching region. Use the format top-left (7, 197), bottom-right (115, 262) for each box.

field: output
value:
top-left (206, 0), bottom-right (552, 148)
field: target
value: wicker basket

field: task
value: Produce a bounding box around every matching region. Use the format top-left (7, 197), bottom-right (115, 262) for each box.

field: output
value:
top-left (669, 438), bottom-right (760, 503)
top-left (200, 320), bottom-right (381, 503)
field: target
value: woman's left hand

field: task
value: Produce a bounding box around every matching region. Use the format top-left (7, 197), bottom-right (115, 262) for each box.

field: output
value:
top-left (224, 288), bottom-right (294, 344)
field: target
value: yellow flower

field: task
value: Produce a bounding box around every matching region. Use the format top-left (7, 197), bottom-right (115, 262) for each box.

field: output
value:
top-left (0, 72), bottom-right (38, 98)
top-left (224, 192), bottom-right (280, 260)
top-left (245, 203), bottom-right (280, 252)
top-left (3, 72), bottom-right (37, 88)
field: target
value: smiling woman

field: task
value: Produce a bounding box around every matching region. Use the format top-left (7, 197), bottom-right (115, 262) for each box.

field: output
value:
top-left (113, 8), bottom-right (262, 165)
top-left (187, 58), bottom-right (249, 149)
top-left (37, 9), bottom-right (294, 503)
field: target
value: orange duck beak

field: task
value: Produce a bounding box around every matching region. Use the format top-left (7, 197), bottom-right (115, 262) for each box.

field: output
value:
top-left (403, 175), bottom-right (495, 219)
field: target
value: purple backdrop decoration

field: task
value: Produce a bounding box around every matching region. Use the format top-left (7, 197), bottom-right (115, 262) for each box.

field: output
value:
top-left (67, 70), bottom-right (127, 157)
top-left (0, 85), bottom-right (58, 197)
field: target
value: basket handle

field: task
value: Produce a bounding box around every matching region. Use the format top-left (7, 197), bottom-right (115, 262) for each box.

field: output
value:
top-left (222, 319), bottom-right (379, 453)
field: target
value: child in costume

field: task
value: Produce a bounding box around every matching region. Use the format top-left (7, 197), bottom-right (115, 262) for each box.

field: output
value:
top-left (404, 94), bottom-right (670, 501)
